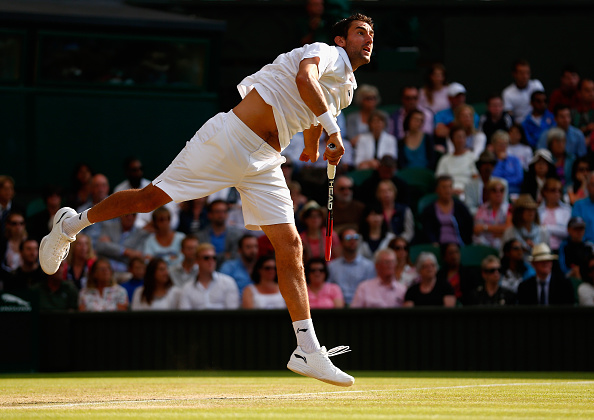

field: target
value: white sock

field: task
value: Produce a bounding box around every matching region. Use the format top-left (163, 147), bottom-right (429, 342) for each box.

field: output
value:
top-left (292, 318), bottom-right (321, 353)
top-left (62, 209), bottom-right (92, 237)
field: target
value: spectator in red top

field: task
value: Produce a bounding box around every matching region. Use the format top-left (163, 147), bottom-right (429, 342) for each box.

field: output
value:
top-left (306, 257), bottom-right (344, 309)
top-left (548, 65), bottom-right (580, 112)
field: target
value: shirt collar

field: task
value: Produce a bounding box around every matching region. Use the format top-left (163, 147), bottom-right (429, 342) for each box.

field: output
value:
top-left (336, 46), bottom-right (353, 72)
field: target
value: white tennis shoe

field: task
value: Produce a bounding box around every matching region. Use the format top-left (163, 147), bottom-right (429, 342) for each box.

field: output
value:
top-left (287, 345), bottom-right (354, 387)
top-left (39, 207), bottom-right (78, 275)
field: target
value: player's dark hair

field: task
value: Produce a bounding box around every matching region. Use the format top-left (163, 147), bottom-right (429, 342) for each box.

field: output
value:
top-left (331, 13), bottom-right (373, 44)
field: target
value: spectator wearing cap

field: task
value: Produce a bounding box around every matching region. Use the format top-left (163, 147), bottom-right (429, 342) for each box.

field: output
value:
top-left (520, 149), bottom-right (558, 203)
top-left (327, 227), bottom-right (376, 305)
top-left (491, 130), bottom-right (524, 195)
top-left (517, 243), bottom-right (575, 305)
top-left (537, 105), bottom-right (587, 158)
top-left (537, 178), bottom-right (572, 251)
top-left (501, 194), bottom-right (549, 258)
top-left (464, 150), bottom-right (509, 216)
top-left (434, 82), bottom-right (479, 143)
top-left (350, 249), bottom-right (406, 308)
top-left (572, 171), bottom-right (594, 243)
top-left (355, 110), bottom-right (397, 170)
top-left (355, 155), bottom-right (409, 206)
top-left (502, 59), bottom-right (545, 123)
top-left (558, 217), bottom-right (594, 279)
top-left (521, 91), bottom-right (555, 148)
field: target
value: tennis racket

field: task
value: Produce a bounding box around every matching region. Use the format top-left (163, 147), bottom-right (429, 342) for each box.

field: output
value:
top-left (325, 143), bottom-right (336, 261)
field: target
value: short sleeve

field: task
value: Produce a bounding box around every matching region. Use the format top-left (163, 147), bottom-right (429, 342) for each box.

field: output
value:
top-left (301, 43), bottom-right (334, 79)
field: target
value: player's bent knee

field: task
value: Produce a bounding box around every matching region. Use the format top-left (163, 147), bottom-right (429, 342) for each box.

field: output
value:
top-left (136, 185), bottom-right (172, 213)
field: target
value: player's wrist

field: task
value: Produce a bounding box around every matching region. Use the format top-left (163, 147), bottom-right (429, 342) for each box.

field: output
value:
top-left (317, 111), bottom-right (340, 135)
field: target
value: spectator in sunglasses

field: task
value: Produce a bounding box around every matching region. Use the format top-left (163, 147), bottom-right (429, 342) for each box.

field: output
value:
top-left (469, 255), bottom-right (516, 306)
top-left (306, 257), bottom-right (344, 309)
top-left (388, 237), bottom-right (417, 288)
top-left (179, 243), bottom-right (239, 310)
top-left (242, 255), bottom-right (286, 309)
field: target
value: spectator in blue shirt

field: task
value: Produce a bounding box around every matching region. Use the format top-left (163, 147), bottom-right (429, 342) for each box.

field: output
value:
top-left (491, 130), bottom-right (524, 194)
top-left (327, 227), bottom-right (376, 305)
top-left (219, 234), bottom-right (259, 296)
top-left (522, 91), bottom-right (556, 147)
top-left (572, 171), bottom-right (594, 243)
top-left (538, 105), bottom-right (587, 157)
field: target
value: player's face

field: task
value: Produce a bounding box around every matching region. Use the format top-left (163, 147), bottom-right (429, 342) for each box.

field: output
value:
top-left (337, 21), bottom-right (374, 71)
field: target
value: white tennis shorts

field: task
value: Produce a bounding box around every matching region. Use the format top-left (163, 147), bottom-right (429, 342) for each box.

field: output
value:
top-left (153, 111), bottom-right (294, 231)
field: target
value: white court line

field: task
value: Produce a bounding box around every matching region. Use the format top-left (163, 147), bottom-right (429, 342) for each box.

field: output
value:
top-left (4, 381), bottom-right (594, 409)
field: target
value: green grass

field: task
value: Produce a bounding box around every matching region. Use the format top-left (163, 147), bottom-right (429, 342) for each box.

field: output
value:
top-left (1, 371), bottom-right (593, 419)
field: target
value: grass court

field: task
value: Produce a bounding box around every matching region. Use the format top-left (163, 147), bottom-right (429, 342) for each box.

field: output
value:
top-left (1, 371), bottom-right (593, 419)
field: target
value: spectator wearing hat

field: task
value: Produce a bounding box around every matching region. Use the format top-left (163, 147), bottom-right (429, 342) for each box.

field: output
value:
top-left (520, 149), bottom-right (558, 203)
top-left (464, 150), bottom-right (509, 216)
top-left (501, 194), bottom-right (549, 258)
top-left (355, 110), bottom-right (397, 170)
top-left (537, 105), bottom-right (587, 158)
top-left (572, 171), bottom-right (594, 243)
top-left (473, 179), bottom-right (511, 249)
top-left (558, 217), bottom-right (594, 279)
top-left (517, 243), bottom-right (575, 305)
top-left (538, 178), bottom-right (572, 251)
top-left (434, 82), bottom-right (479, 144)
top-left (521, 91), bottom-right (555, 148)
top-left (491, 130), bottom-right (524, 195)
top-left (299, 201), bottom-right (341, 262)
top-left (502, 59), bottom-right (545, 124)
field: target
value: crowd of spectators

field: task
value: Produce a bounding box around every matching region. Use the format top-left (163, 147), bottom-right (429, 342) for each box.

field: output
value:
top-left (2, 58), bottom-right (594, 311)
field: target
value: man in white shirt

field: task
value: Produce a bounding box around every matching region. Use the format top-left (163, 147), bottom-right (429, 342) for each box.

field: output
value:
top-left (41, 13), bottom-right (374, 387)
top-left (179, 243), bottom-right (239, 310)
top-left (502, 59), bottom-right (545, 123)
top-left (169, 235), bottom-right (200, 288)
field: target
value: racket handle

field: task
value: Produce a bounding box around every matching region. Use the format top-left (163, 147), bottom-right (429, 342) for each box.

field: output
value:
top-left (327, 163), bottom-right (336, 180)
top-left (325, 215), bottom-right (333, 261)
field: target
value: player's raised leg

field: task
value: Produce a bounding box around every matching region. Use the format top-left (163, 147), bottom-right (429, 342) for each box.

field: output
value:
top-left (260, 223), bottom-right (354, 387)
top-left (39, 183), bottom-right (172, 275)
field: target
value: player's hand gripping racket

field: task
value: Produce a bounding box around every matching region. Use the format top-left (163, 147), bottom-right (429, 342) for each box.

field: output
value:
top-left (325, 143), bottom-right (336, 261)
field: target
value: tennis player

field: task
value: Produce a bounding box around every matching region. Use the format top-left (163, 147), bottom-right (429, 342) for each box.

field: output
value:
top-left (39, 13), bottom-right (374, 387)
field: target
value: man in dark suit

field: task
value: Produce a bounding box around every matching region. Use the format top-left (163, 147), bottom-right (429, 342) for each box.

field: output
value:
top-left (517, 243), bottom-right (575, 305)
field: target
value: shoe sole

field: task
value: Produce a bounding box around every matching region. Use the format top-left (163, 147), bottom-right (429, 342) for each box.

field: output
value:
top-left (39, 236), bottom-right (58, 275)
top-left (287, 362), bottom-right (355, 387)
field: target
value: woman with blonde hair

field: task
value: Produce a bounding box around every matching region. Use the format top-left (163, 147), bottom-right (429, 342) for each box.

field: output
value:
top-left (346, 84), bottom-right (382, 147)
top-left (447, 104), bottom-right (486, 160)
top-left (79, 258), bottom-right (128, 311)
top-left (473, 179), bottom-right (512, 249)
top-left (66, 233), bottom-right (96, 289)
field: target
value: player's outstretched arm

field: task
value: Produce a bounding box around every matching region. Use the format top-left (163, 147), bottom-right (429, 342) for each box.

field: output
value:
top-left (296, 57), bottom-right (344, 165)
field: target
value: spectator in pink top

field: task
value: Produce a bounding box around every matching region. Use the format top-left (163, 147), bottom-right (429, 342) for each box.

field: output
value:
top-left (306, 257), bottom-right (344, 309)
top-left (350, 249), bottom-right (406, 308)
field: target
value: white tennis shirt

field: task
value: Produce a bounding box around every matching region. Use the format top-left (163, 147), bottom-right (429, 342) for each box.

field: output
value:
top-left (238, 43), bottom-right (356, 150)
